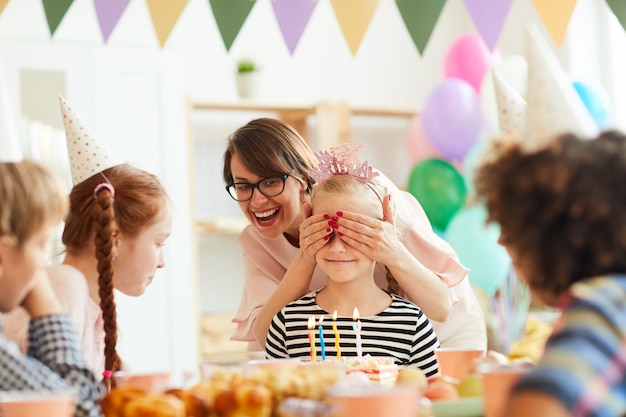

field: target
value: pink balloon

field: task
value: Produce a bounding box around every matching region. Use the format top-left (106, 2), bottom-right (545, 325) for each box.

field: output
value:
top-left (405, 114), bottom-right (443, 164)
top-left (444, 33), bottom-right (493, 93)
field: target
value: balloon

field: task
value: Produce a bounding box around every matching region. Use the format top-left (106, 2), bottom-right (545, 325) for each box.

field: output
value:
top-left (405, 114), bottom-right (443, 164)
top-left (493, 54), bottom-right (527, 97)
top-left (463, 140), bottom-right (488, 196)
top-left (443, 33), bottom-right (493, 93)
top-left (407, 158), bottom-right (467, 231)
top-left (444, 205), bottom-right (511, 296)
top-left (572, 81), bottom-right (611, 129)
top-left (422, 79), bottom-right (485, 160)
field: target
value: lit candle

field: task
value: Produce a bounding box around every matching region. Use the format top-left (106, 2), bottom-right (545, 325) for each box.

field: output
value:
top-left (332, 310), bottom-right (341, 360)
top-left (318, 316), bottom-right (326, 361)
top-left (307, 316), bottom-right (316, 362)
top-left (353, 307), bottom-right (362, 359)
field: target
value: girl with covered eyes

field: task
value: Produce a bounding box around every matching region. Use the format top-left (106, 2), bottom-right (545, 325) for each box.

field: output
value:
top-left (222, 118), bottom-right (485, 353)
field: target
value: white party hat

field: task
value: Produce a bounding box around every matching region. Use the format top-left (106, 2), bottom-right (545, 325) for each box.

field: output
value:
top-left (0, 72), bottom-right (22, 163)
top-left (492, 69), bottom-right (526, 142)
top-left (59, 96), bottom-right (122, 184)
top-left (523, 23), bottom-right (598, 152)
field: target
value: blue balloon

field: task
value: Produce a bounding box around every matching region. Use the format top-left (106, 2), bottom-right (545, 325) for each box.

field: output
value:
top-left (463, 140), bottom-right (487, 196)
top-left (444, 205), bottom-right (511, 296)
top-left (572, 81), bottom-right (611, 129)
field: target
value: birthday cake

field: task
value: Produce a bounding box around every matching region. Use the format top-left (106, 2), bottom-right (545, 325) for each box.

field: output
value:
top-left (341, 355), bottom-right (399, 385)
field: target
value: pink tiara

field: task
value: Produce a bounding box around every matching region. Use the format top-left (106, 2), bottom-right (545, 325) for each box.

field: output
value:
top-left (309, 143), bottom-right (379, 183)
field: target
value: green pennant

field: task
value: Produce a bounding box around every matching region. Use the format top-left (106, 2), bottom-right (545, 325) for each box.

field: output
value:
top-left (42, 0), bottom-right (74, 36)
top-left (209, 0), bottom-right (257, 51)
top-left (395, 0), bottom-right (447, 55)
top-left (607, 0), bottom-right (626, 33)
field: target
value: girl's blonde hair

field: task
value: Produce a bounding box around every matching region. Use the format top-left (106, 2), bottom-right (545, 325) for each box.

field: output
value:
top-left (311, 174), bottom-right (402, 294)
top-left (0, 160), bottom-right (67, 247)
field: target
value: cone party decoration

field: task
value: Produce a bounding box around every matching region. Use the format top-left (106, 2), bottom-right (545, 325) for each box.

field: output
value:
top-left (492, 69), bottom-right (526, 142)
top-left (59, 96), bottom-right (122, 184)
top-left (522, 24), bottom-right (597, 152)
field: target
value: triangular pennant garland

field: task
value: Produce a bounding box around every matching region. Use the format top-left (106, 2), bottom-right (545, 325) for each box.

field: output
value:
top-left (330, 0), bottom-right (380, 57)
top-left (209, 0), bottom-right (257, 52)
top-left (395, 0), bottom-right (447, 55)
top-left (464, 0), bottom-right (513, 51)
top-left (0, 0), bottom-right (10, 14)
top-left (271, 0), bottom-right (319, 56)
top-left (606, 0), bottom-right (626, 33)
top-left (147, 0), bottom-right (189, 48)
top-left (94, 0), bottom-right (130, 42)
top-left (42, 0), bottom-right (74, 36)
top-left (530, 0), bottom-right (578, 47)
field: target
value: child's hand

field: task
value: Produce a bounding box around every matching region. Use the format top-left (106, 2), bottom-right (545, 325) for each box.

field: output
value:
top-left (299, 201), bottom-right (331, 261)
top-left (21, 269), bottom-right (61, 318)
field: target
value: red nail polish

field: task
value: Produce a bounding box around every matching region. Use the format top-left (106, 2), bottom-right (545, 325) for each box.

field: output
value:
top-left (332, 216), bottom-right (338, 222)
top-left (332, 223), bottom-right (339, 229)
top-left (328, 220), bottom-right (334, 226)
top-left (324, 235), bottom-right (329, 241)
top-left (326, 227), bottom-right (332, 233)
top-left (324, 213), bottom-right (330, 219)
top-left (337, 211), bottom-right (344, 216)
top-left (338, 232), bottom-right (344, 237)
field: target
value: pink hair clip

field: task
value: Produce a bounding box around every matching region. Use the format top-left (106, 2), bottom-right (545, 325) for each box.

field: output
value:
top-left (309, 143), bottom-right (379, 183)
top-left (102, 370), bottom-right (113, 379)
top-left (94, 183), bottom-right (115, 199)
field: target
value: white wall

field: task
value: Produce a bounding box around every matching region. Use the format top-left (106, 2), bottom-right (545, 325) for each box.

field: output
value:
top-left (1, 0), bottom-right (624, 376)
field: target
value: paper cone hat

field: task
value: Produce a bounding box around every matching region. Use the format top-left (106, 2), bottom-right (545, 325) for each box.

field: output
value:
top-left (0, 74), bottom-right (22, 163)
top-left (59, 96), bottom-right (122, 184)
top-left (523, 24), bottom-right (598, 152)
top-left (492, 69), bottom-right (526, 142)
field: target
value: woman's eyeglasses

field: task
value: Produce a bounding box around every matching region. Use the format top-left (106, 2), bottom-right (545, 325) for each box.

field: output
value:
top-left (225, 174), bottom-right (289, 202)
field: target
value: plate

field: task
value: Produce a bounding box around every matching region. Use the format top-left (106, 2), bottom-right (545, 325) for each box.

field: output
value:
top-left (432, 397), bottom-right (483, 417)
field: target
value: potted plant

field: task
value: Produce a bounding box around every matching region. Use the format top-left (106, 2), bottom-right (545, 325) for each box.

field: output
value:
top-left (235, 58), bottom-right (260, 99)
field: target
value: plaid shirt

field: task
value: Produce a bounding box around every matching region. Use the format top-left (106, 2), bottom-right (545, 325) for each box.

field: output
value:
top-left (514, 275), bottom-right (626, 417)
top-left (0, 314), bottom-right (104, 417)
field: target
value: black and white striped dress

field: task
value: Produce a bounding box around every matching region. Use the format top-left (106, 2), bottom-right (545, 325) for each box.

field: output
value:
top-left (265, 291), bottom-right (440, 377)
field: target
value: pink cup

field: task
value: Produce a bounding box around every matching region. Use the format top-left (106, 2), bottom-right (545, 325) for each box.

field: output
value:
top-left (0, 392), bottom-right (76, 417)
top-left (482, 367), bottom-right (527, 417)
top-left (113, 371), bottom-right (170, 393)
top-left (434, 347), bottom-right (485, 381)
top-left (327, 384), bottom-right (421, 417)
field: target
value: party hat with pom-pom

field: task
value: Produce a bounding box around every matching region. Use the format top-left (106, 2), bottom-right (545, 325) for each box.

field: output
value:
top-left (59, 96), bottom-right (122, 184)
top-left (492, 69), bottom-right (526, 142)
top-left (523, 23), bottom-right (598, 152)
top-left (0, 71), bottom-right (22, 163)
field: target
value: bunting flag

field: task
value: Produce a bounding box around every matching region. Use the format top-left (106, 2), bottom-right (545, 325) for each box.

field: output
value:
top-left (606, 0), bottom-right (626, 33)
top-left (94, 0), bottom-right (130, 42)
top-left (464, 0), bottom-right (513, 51)
top-left (42, 0), bottom-right (74, 36)
top-left (395, 0), bottom-right (447, 55)
top-left (0, 0), bottom-right (10, 14)
top-left (330, 0), bottom-right (380, 56)
top-left (209, 0), bottom-right (257, 52)
top-left (530, 0), bottom-right (578, 47)
top-left (271, 0), bottom-right (319, 56)
top-left (147, 0), bottom-right (189, 48)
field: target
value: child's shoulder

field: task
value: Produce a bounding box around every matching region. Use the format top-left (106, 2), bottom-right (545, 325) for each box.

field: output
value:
top-left (389, 293), bottom-right (422, 312)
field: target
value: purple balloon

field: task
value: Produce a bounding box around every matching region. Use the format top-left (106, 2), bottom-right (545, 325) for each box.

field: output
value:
top-left (422, 79), bottom-right (484, 160)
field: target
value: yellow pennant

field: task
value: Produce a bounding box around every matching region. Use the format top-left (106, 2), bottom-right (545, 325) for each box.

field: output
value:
top-left (146, 0), bottom-right (189, 48)
top-left (530, 0), bottom-right (578, 47)
top-left (330, 0), bottom-right (381, 56)
top-left (0, 0), bottom-right (10, 14)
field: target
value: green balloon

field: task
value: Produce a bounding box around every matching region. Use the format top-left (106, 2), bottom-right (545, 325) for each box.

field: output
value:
top-left (407, 158), bottom-right (467, 231)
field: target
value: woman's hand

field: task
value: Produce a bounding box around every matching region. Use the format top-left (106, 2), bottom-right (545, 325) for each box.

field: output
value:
top-left (334, 194), bottom-right (401, 264)
top-left (298, 201), bottom-right (331, 261)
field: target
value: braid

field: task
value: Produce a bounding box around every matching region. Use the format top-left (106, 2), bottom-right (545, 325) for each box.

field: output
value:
top-left (385, 266), bottom-right (401, 295)
top-left (93, 188), bottom-right (121, 388)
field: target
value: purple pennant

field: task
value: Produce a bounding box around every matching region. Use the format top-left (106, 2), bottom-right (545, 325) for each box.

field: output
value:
top-left (271, 0), bottom-right (319, 55)
top-left (464, 0), bottom-right (513, 51)
top-left (94, 0), bottom-right (131, 42)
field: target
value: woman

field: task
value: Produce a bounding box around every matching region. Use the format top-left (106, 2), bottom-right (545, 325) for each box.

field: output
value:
top-left (474, 131), bottom-right (626, 417)
top-left (222, 117), bottom-right (485, 352)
